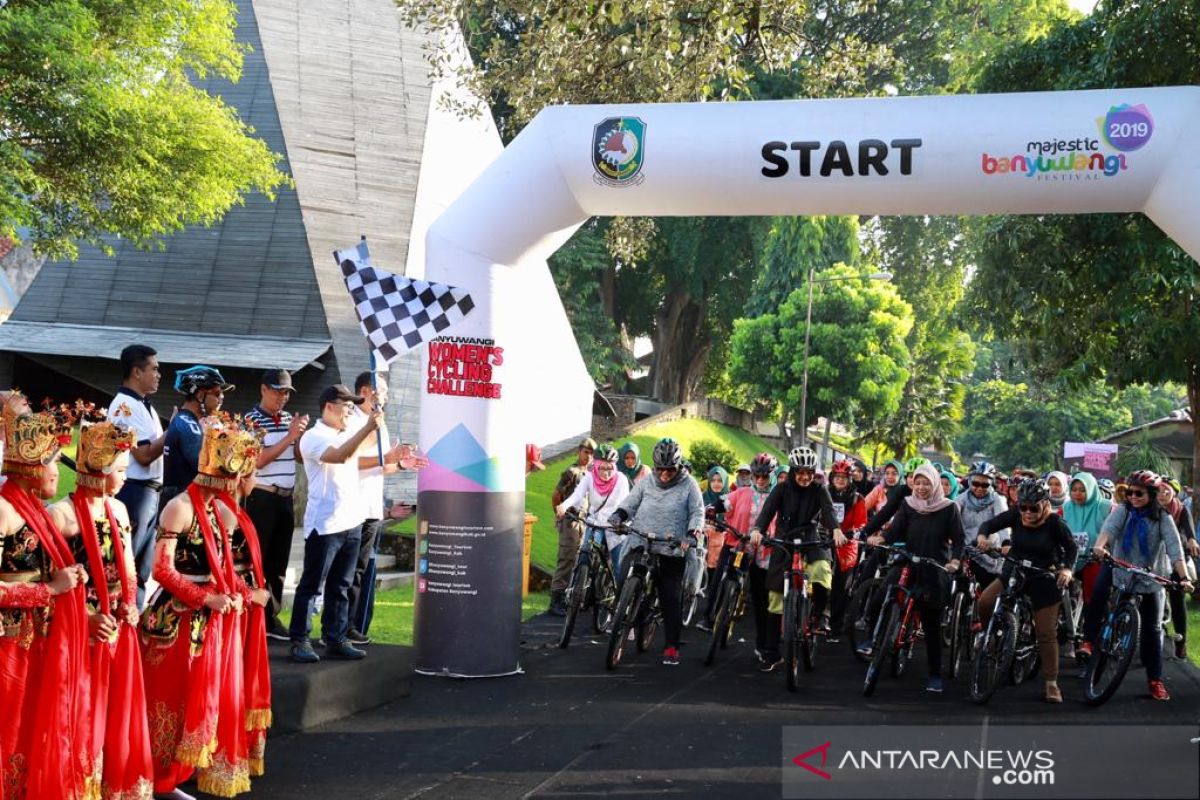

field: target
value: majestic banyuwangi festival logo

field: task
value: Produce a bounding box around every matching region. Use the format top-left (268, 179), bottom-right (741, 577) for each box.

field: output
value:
top-left (592, 117), bottom-right (646, 187)
top-left (981, 103), bottom-right (1154, 182)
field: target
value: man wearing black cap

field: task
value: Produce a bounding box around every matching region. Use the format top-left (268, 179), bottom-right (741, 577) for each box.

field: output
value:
top-left (290, 384), bottom-right (383, 663)
top-left (244, 368), bottom-right (310, 639)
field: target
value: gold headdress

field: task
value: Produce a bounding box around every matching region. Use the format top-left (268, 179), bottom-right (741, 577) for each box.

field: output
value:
top-left (75, 404), bottom-right (136, 491)
top-left (1, 392), bottom-right (74, 479)
top-left (195, 413), bottom-right (264, 491)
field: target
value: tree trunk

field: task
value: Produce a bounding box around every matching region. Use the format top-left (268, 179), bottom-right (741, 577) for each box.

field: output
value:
top-left (650, 286), bottom-right (710, 404)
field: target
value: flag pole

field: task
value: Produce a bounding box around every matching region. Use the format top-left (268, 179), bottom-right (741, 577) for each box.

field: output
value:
top-left (360, 235), bottom-right (386, 469)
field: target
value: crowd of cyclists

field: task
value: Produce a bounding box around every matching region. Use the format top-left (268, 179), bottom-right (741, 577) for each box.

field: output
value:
top-left (551, 437), bottom-right (1199, 704)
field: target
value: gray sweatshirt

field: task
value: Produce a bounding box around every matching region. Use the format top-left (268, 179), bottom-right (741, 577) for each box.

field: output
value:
top-left (1099, 505), bottom-right (1183, 594)
top-left (956, 492), bottom-right (1009, 575)
top-left (615, 474), bottom-right (705, 558)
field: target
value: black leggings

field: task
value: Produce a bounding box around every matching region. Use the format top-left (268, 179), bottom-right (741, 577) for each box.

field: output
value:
top-left (1083, 564), bottom-right (1165, 681)
top-left (656, 555), bottom-right (686, 649)
top-left (749, 565), bottom-right (769, 652)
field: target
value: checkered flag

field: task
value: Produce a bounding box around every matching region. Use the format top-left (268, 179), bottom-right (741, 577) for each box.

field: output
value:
top-left (335, 238), bottom-right (475, 366)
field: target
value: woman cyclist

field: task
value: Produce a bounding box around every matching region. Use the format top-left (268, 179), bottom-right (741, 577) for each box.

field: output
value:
top-left (956, 461), bottom-right (1009, 588)
top-left (975, 478), bottom-right (1077, 703)
top-left (608, 438), bottom-right (704, 666)
top-left (1157, 477), bottom-right (1196, 660)
top-left (1063, 472), bottom-right (1111, 660)
top-left (1082, 470), bottom-right (1193, 700)
top-left (827, 459), bottom-right (867, 642)
top-left (1045, 471), bottom-right (1070, 516)
top-left (865, 463), bottom-right (964, 693)
top-left (556, 444), bottom-right (632, 577)
top-left (864, 460), bottom-right (904, 518)
top-left (750, 446), bottom-right (838, 672)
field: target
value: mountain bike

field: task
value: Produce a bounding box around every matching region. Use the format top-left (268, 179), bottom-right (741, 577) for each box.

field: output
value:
top-left (1083, 553), bottom-right (1182, 706)
top-left (682, 531), bottom-right (710, 628)
top-left (844, 535), bottom-right (887, 662)
top-left (968, 548), bottom-right (1057, 704)
top-left (604, 524), bottom-right (679, 671)
top-left (558, 509), bottom-right (619, 648)
top-left (766, 528), bottom-right (833, 692)
top-left (862, 544), bottom-right (950, 697)
top-left (703, 519), bottom-right (753, 667)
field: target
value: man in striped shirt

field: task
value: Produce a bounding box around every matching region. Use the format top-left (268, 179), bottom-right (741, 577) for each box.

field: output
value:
top-left (245, 368), bottom-right (310, 639)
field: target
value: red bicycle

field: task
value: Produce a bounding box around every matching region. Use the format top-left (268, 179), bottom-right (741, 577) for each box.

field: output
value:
top-left (766, 526), bottom-right (832, 692)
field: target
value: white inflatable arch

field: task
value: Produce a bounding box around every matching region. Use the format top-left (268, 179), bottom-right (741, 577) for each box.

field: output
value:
top-left (415, 86), bottom-right (1200, 677)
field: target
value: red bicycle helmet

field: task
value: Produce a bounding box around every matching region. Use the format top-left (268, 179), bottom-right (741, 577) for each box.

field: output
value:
top-left (829, 459), bottom-right (854, 477)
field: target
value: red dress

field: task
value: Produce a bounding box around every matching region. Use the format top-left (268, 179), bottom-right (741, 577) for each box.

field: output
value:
top-left (139, 487), bottom-right (237, 795)
top-left (70, 493), bottom-right (154, 800)
top-left (0, 480), bottom-right (90, 800)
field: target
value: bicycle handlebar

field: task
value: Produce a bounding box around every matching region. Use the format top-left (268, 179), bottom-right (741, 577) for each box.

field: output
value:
top-left (564, 509), bottom-right (681, 548)
top-left (965, 546), bottom-right (1059, 578)
top-left (1098, 552), bottom-right (1180, 589)
top-left (869, 542), bottom-right (953, 572)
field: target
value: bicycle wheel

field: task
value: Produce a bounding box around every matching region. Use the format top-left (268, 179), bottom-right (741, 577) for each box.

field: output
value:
top-left (605, 575), bottom-right (643, 671)
top-left (682, 587), bottom-right (701, 628)
top-left (863, 602), bottom-right (899, 697)
top-left (1009, 605), bottom-right (1039, 685)
top-left (950, 592), bottom-right (974, 680)
top-left (847, 577), bottom-right (879, 663)
top-left (946, 590), bottom-right (968, 680)
top-left (636, 587), bottom-right (660, 653)
top-left (557, 561), bottom-right (590, 649)
top-left (1084, 601), bottom-right (1140, 706)
top-left (801, 593), bottom-right (817, 672)
top-left (970, 609), bottom-right (1017, 704)
top-left (705, 581), bottom-right (735, 666)
top-left (592, 563), bottom-right (617, 635)
top-left (891, 608), bottom-right (913, 679)
top-left (783, 590), bottom-right (801, 692)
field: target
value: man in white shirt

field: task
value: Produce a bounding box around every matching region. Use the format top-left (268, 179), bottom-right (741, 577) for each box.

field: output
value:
top-left (289, 384), bottom-right (381, 663)
top-left (108, 344), bottom-right (170, 608)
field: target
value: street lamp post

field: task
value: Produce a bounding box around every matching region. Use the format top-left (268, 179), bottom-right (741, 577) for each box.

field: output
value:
top-left (797, 270), bottom-right (893, 449)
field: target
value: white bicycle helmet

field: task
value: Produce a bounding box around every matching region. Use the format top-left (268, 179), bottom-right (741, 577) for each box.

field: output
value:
top-left (788, 446), bottom-right (818, 470)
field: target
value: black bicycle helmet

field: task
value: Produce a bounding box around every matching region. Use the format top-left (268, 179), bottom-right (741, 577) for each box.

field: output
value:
top-left (174, 365), bottom-right (234, 398)
top-left (1015, 477), bottom-right (1050, 506)
top-left (788, 446), bottom-right (818, 470)
top-left (749, 452), bottom-right (778, 476)
top-left (651, 438), bottom-right (683, 470)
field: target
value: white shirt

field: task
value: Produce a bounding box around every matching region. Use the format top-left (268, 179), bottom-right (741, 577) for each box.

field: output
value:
top-left (347, 404), bottom-right (390, 520)
top-left (299, 421), bottom-right (365, 536)
top-left (556, 471), bottom-right (632, 552)
top-left (107, 388), bottom-right (164, 482)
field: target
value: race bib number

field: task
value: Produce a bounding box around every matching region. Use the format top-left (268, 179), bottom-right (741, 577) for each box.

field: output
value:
top-left (1072, 532), bottom-right (1090, 551)
top-left (832, 502), bottom-right (845, 524)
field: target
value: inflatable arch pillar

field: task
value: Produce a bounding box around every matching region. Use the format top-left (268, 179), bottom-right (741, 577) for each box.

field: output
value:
top-left (414, 86), bottom-right (1200, 676)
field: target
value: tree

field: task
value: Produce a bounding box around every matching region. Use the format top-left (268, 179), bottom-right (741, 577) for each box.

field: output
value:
top-left (746, 216), bottom-right (860, 317)
top-left (969, 0), bottom-right (1200, 490)
top-left (1118, 383), bottom-right (1188, 427)
top-left (0, 0), bottom-right (289, 257)
top-left (728, 263), bottom-right (912, 444)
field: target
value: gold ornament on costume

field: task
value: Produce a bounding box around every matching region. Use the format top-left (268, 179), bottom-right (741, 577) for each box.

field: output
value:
top-left (75, 405), bottom-right (136, 491)
top-left (2, 392), bottom-right (74, 478)
top-left (196, 413), bottom-right (264, 490)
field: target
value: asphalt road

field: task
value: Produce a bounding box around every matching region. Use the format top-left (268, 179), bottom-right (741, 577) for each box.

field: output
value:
top-left (248, 610), bottom-right (1200, 799)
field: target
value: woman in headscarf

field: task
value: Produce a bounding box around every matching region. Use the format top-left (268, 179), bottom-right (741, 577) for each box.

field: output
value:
top-left (866, 463), bottom-right (965, 693)
top-left (1083, 470), bottom-right (1193, 701)
top-left (709, 454), bottom-right (777, 648)
top-left (1045, 471), bottom-right (1071, 516)
top-left (939, 468), bottom-right (960, 501)
top-left (774, 464), bottom-right (790, 488)
top-left (864, 460), bottom-right (904, 518)
top-left (1063, 471), bottom-right (1111, 661)
top-left (956, 461), bottom-right (1008, 588)
top-left (827, 460), bottom-right (868, 641)
top-left (702, 466), bottom-right (730, 579)
top-left (851, 460), bottom-right (873, 498)
top-left (1157, 477), bottom-right (1196, 660)
top-left (976, 478), bottom-right (1078, 703)
top-left (617, 442), bottom-right (651, 486)
top-left (557, 445), bottom-right (632, 576)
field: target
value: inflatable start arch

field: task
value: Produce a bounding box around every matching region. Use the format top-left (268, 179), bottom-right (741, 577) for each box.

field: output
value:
top-left (414, 86), bottom-right (1200, 676)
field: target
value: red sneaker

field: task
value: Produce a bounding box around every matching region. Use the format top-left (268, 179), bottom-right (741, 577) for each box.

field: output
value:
top-left (662, 647), bottom-right (680, 666)
top-left (1076, 641), bottom-right (1093, 661)
top-left (1148, 679), bottom-right (1170, 701)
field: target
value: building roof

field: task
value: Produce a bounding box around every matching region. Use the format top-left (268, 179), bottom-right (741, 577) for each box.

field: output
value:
top-left (1098, 409), bottom-right (1194, 459)
top-left (0, 320), bottom-right (329, 372)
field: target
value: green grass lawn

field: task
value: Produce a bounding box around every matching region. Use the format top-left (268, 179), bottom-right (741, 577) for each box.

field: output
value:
top-left (1187, 601), bottom-right (1199, 666)
top-left (281, 585), bottom-right (549, 646)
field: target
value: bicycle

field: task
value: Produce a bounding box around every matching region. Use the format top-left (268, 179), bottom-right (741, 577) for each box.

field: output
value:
top-left (844, 534), bottom-right (887, 662)
top-left (703, 519), bottom-right (753, 667)
top-left (1083, 553), bottom-right (1183, 706)
top-left (766, 528), bottom-right (833, 692)
top-left (945, 554), bottom-right (981, 681)
top-left (967, 548), bottom-right (1057, 705)
top-left (604, 523), bottom-right (680, 671)
top-left (862, 543), bottom-right (950, 698)
top-left (681, 530), bottom-right (710, 628)
top-left (557, 509), bottom-right (619, 649)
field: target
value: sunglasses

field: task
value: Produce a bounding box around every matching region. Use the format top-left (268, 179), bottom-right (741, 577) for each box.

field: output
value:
top-left (1018, 503), bottom-right (1042, 513)
top-left (1126, 489), bottom-right (1147, 498)
top-left (656, 467), bottom-right (678, 475)
top-left (971, 481), bottom-right (991, 489)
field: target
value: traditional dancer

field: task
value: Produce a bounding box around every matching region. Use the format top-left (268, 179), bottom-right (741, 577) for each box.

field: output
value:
top-left (51, 409), bottom-right (154, 799)
top-left (141, 414), bottom-right (259, 800)
top-left (0, 396), bottom-right (91, 799)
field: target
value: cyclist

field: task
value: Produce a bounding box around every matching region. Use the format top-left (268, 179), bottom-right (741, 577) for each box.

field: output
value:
top-left (957, 461), bottom-right (1009, 586)
top-left (608, 438), bottom-right (704, 666)
top-left (939, 468), bottom-right (960, 501)
top-left (1063, 471), bottom-right (1112, 660)
top-left (734, 464), bottom-right (753, 490)
top-left (701, 466), bottom-right (730, 603)
top-left (555, 444), bottom-right (632, 577)
top-left (1157, 477), bottom-right (1197, 659)
top-left (974, 478), bottom-right (1077, 703)
top-left (1097, 478), bottom-right (1116, 501)
top-left (1082, 470), bottom-right (1194, 699)
top-left (827, 459), bottom-right (868, 641)
top-left (706, 454), bottom-right (777, 649)
top-left (865, 463), bottom-right (964, 692)
top-left (750, 446), bottom-right (838, 672)
top-left (860, 456), bottom-right (931, 540)
top-left (1045, 471), bottom-right (1070, 515)
top-left (774, 464), bottom-right (791, 487)
top-left (1005, 468), bottom-right (1038, 506)
top-left (864, 459), bottom-right (904, 518)
top-left (851, 460), bottom-right (873, 498)
top-left (617, 442), bottom-right (652, 486)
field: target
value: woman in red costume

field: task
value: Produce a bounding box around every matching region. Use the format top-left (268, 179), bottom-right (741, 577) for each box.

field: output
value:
top-left (0, 395), bottom-right (91, 799)
top-left (50, 410), bottom-right (154, 799)
top-left (140, 414), bottom-right (258, 800)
